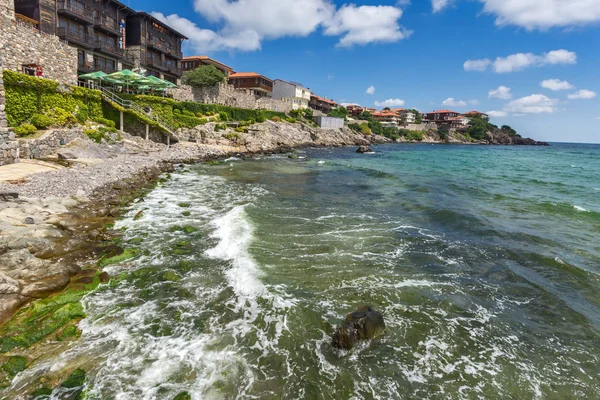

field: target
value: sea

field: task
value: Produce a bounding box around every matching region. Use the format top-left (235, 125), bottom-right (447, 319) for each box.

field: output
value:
top-left (5, 143), bottom-right (600, 399)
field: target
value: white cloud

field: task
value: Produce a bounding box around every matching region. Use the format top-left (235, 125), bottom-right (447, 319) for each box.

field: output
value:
top-left (488, 86), bottom-right (512, 99)
top-left (323, 5), bottom-right (412, 47)
top-left (504, 94), bottom-right (558, 114)
top-left (541, 79), bottom-right (574, 91)
top-left (442, 98), bottom-right (467, 107)
top-left (469, 99), bottom-right (480, 105)
top-left (374, 99), bottom-right (406, 107)
top-left (154, 0), bottom-right (410, 53)
top-left (365, 86), bottom-right (376, 95)
top-left (464, 49), bottom-right (577, 73)
top-left (486, 110), bottom-right (508, 118)
top-left (479, 0), bottom-right (600, 30)
top-left (464, 59), bottom-right (491, 72)
top-left (568, 90), bottom-right (597, 100)
top-left (432, 0), bottom-right (451, 13)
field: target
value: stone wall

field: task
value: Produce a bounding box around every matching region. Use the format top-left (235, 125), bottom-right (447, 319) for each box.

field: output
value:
top-left (0, 13), bottom-right (78, 86)
top-left (405, 123), bottom-right (437, 132)
top-left (19, 129), bottom-right (85, 159)
top-left (169, 83), bottom-right (293, 113)
top-left (0, 129), bottom-right (19, 166)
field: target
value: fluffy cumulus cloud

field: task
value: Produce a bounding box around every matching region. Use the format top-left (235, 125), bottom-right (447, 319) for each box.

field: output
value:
top-left (374, 99), bottom-right (406, 107)
top-left (432, 0), bottom-right (451, 13)
top-left (365, 86), bottom-right (376, 95)
top-left (541, 79), bottom-right (574, 91)
top-left (567, 90), bottom-right (597, 100)
top-left (323, 5), bottom-right (412, 47)
top-left (479, 0), bottom-right (600, 30)
top-left (504, 94), bottom-right (558, 114)
top-left (486, 110), bottom-right (508, 118)
top-left (464, 49), bottom-right (577, 73)
top-left (488, 86), bottom-right (512, 99)
top-left (442, 98), bottom-right (467, 107)
top-left (153, 0), bottom-right (411, 53)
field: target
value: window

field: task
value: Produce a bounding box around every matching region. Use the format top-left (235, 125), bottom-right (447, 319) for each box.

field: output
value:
top-left (94, 56), bottom-right (115, 73)
top-left (59, 18), bottom-right (85, 39)
top-left (95, 32), bottom-right (116, 48)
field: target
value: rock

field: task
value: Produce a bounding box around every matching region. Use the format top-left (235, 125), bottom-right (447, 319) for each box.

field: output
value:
top-left (109, 208), bottom-right (120, 217)
top-left (57, 151), bottom-right (78, 160)
top-left (99, 271), bottom-right (110, 283)
top-left (0, 192), bottom-right (19, 201)
top-left (23, 216), bottom-right (35, 225)
top-left (331, 306), bottom-right (386, 350)
top-left (75, 276), bottom-right (95, 285)
top-left (133, 210), bottom-right (144, 220)
top-left (356, 146), bottom-right (373, 154)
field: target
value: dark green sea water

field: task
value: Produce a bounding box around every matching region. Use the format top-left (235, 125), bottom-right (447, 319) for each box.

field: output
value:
top-left (7, 143), bottom-right (600, 399)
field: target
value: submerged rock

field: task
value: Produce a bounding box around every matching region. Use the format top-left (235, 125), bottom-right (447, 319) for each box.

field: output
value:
top-left (331, 306), bottom-right (386, 350)
top-left (356, 146), bottom-right (373, 154)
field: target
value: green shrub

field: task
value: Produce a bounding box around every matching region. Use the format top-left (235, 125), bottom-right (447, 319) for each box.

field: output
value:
top-left (256, 113), bottom-right (266, 123)
top-left (14, 123), bottom-right (37, 137)
top-left (360, 123), bottom-right (372, 135)
top-left (286, 117), bottom-right (297, 124)
top-left (219, 111), bottom-right (229, 122)
top-left (173, 108), bottom-right (181, 114)
top-left (182, 109), bottom-right (195, 117)
top-left (234, 127), bottom-right (248, 133)
top-left (247, 118), bottom-right (256, 125)
top-left (214, 123), bottom-right (227, 132)
top-left (50, 108), bottom-right (77, 127)
top-left (405, 130), bottom-right (424, 141)
top-left (270, 116), bottom-right (281, 122)
top-left (225, 132), bottom-right (241, 142)
top-left (93, 117), bottom-right (116, 129)
top-left (29, 114), bottom-right (54, 129)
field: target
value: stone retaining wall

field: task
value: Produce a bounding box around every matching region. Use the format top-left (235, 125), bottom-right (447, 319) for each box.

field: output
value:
top-left (169, 83), bottom-right (293, 113)
top-left (0, 12), bottom-right (77, 86)
top-left (0, 130), bottom-right (19, 166)
top-left (19, 129), bottom-right (85, 159)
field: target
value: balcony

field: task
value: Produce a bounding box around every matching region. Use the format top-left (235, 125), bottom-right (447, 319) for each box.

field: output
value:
top-left (57, 1), bottom-right (94, 24)
top-left (147, 37), bottom-right (183, 59)
top-left (57, 27), bottom-right (94, 48)
top-left (94, 40), bottom-right (124, 59)
top-left (165, 49), bottom-right (183, 60)
top-left (146, 58), bottom-right (167, 71)
top-left (94, 64), bottom-right (116, 74)
top-left (94, 16), bottom-right (120, 36)
top-left (166, 64), bottom-right (182, 76)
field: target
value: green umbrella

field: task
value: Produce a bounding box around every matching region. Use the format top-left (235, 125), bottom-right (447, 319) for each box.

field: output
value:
top-left (107, 69), bottom-right (144, 90)
top-left (79, 71), bottom-right (107, 81)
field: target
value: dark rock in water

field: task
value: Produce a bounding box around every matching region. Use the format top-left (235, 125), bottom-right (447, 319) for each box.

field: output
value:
top-left (109, 208), bottom-right (120, 217)
top-left (133, 210), bottom-right (144, 221)
top-left (331, 305), bottom-right (386, 350)
top-left (57, 151), bottom-right (78, 160)
top-left (356, 146), bottom-right (373, 154)
top-left (75, 276), bottom-right (95, 285)
top-left (99, 271), bottom-right (110, 283)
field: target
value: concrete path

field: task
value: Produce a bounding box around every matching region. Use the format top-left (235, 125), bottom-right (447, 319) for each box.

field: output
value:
top-left (0, 160), bottom-right (65, 182)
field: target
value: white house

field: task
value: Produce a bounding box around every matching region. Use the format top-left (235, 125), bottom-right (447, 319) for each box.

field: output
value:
top-left (272, 79), bottom-right (312, 110)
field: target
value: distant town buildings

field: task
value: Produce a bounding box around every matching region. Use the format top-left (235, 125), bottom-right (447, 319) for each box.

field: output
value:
top-left (182, 56), bottom-right (233, 76)
top-left (272, 79), bottom-right (312, 110)
top-left (228, 72), bottom-right (274, 97)
top-left (309, 95), bottom-right (338, 114)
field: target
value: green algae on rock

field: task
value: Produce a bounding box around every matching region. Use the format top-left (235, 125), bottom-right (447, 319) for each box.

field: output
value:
top-left (97, 248), bottom-right (140, 268)
top-left (1, 355), bottom-right (28, 378)
top-left (173, 391), bottom-right (192, 400)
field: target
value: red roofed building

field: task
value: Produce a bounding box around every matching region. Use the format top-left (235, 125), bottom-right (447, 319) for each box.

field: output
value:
top-left (309, 95), bottom-right (338, 114)
top-left (228, 72), bottom-right (274, 97)
top-left (425, 110), bottom-right (460, 125)
top-left (463, 110), bottom-right (489, 119)
top-left (372, 111), bottom-right (402, 127)
top-left (182, 56), bottom-right (234, 76)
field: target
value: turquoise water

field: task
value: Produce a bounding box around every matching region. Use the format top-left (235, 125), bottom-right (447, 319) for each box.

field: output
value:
top-left (6, 143), bottom-right (600, 399)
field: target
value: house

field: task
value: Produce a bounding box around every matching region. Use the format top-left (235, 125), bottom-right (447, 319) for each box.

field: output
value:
top-left (228, 72), bottom-right (273, 97)
top-left (425, 110), bottom-right (460, 125)
top-left (125, 12), bottom-right (187, 83)
top-left (182, 56), bottom-right (233, 77)
top-left (309, 95), bottom-right (338, 114)
top-left (446, 116), bottom-right (470, 129)
top-left (463, 110), bottom-right (489, 120)
top-left (346, 104), bottom-right (364, 117)
top-left (14, 0), bottom-right (187, 83)
top-left (372, 111), bottom-right (401, 128)
top-left (389, 108), bottom-right (416, 124)
top-left (272, 79), bottom-right (312, 110)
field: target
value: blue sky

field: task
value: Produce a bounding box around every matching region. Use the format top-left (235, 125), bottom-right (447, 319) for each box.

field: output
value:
top-left (131, 0), bottom-right (599, 143)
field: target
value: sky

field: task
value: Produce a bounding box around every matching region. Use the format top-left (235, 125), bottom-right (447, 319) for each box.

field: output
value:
top-left (126, 0), bottom-right (600, 143)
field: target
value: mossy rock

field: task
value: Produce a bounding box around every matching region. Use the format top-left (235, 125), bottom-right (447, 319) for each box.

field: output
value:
top-left (61, 368), bottom-right (86, 389)
top-left (98, 248), bottom-right (140, 268)
top-left (175, 240), bottom-right (191, 248)
top-left (1, 356), bottom-right (28, 377)
top-left (178, 203), bottom-right (191, 208)
top-left (56, 325), bottom-right (82, 341)
top-left (168, 225), bottom-right (198, 234)
top-left (30, 386), bottom-right (53, 399)
top-left (129, 237), bottom-right (144, 245)
top-left (182, 211), bottom-right (191, 217)
top-left (173, 392), bottom-right (192, 400)
top-left (161, 271), bottom-right (181, 282)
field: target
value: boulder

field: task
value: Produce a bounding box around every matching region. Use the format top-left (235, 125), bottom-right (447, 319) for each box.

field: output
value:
top-left (57, 151), bottom-right (78, 160)
top-left (331, 306), bottom-right (386, 350)
top-left (356, 146), bottom-right (373, 154)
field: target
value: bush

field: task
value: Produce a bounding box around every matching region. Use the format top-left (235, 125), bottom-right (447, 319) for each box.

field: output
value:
top-left (75, 104), bottom-right (90, 124)
top-left (93, 117), bottom-right (116, 129)
top-left (182, 109), bottom-right (195, 117)
top-left (225, 132), bottom-right (241, 142)
top-left (29, 114), bottom-right (54, 129)
top-left (182, 65), bottom-right (226, 88)
top-left (286, 117), bottom-right (297, 124)
top-left (235, 127), bottom-right (248, 133)
top-left (405, 130), bottom-right (424, 141)
top-left (256, 113), bottom-right (266, 123)
top-left (219, 111), bottom-right (229, 122)
top-left (247, 118), bottom-right (256, 125)
top-left (360, 123), bottom-right (372, 135)
top-left (270, 116), bottom-right (281, 122)
top-left (50, 108), bottom-right (77, 127)
top-left (14, 123), bottom-right (37, 137)
top-left (214, 123), bottom-right (227, 132)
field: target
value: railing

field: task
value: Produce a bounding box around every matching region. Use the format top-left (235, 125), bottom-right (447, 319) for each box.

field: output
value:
top-left (94, 40), bottom-right (124, 58)
top-left (57, 1), bottom-right (93, 23)
top-left (94, 16), bottom-right (119, 34)
top-left (166, 49), bottom-right (183, 59)
top-left (56, 27), bottom-right (93, 47)
top-left (100, 87), bottom-right (177, 138)
top-left (166, 64), bottom-right (181, 75)
top-left (147, 58), bottom-right (166, 71)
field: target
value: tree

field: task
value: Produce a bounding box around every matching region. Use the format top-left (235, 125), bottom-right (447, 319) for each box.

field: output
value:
top-left (501, 125), bottom-right (517, 136)
top-left (411, 109), bottom-right (422, 124)
top-left (182, 65), bottom-right (226, 88)
top-left (368, 120), bottom-right (383, 135)
top-left (383, 107), bottom-right (391, 111)
top-left (359, 111), bottom-right (374, 121)
top-left (328, 106), bottom-right (348, 119)
top-left (466, 116), bottom-right (488, 140)
top-left (438, 125), bottom-right (450, 143)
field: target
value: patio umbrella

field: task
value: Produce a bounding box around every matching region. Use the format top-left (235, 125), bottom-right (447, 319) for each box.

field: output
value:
top-left (106, 69), bottom-right (144, 90)
top-left (79, 71), bottom-right (107, 81)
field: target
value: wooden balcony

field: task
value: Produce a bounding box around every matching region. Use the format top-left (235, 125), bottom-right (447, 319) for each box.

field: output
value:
top-left (146, 58), bottom-right (167, 71)
top-left (57, 27), bottom-right (94, 48)
top-left (94, 40), bottom-right (124, 59)
top-left (57, 1), bottom-right (93, 24)
top-left (94, 16), bottom-right (120, 36)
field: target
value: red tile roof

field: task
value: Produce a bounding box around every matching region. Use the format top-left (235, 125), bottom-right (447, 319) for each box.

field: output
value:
top-left (428, 110), bottom-right (458, 114)
top-left (464, 110), bottom-right (488, 115)
top-left (183, 56), bottom-right (233, 71)
top-left (229, 72), bottom-right (272, 81)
